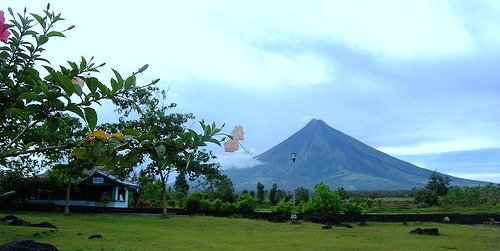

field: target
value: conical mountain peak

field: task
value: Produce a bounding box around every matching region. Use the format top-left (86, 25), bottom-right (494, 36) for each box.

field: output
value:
top-left (225, 119), bottom-right (486, 190)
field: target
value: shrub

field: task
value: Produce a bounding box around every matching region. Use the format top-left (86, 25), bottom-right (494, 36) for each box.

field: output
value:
top-left (235, 193), bottom-right (257, 213)
top-left (301, 183), bottom-right (341, 215)
top-left (439, 184), bottom-right (500, 208)
top-left (210, 198), bottom-right (224, 211)
top-left (272, 198), bottom-right (294, 215)
top-left (185, 192), bottom-right (209, 213)
top-left (342, 202), bottom-right (363, 217)
top-left (414, 188), bottom-right (438, 206)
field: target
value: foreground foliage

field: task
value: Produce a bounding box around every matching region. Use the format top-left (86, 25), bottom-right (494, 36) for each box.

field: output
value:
top-left (0, 213), bottom-right (498, 250)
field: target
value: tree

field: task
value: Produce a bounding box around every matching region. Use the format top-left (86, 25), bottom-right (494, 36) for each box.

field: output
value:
top-left (294, 186), bottom-right (309, 206)
top-left (426, 171), bottom-right (451, 197)
top-left (0, 6), bottom-right (147, 168)
top-left (256, 182), bottom-right (265, 204)
top-left (414, 188), bottom-right (438, 206)
top-left (101, 87), bottom-right (225, 216)
top-left (276, 189), bottom-right (288, 202)
top-left (269, 183), bottom-right (278, 205)
top-left (212, 174), bottom-right (236, 203)
top-left (302, 183), bottom-right (341, 215)
top-left (337, 187), bottom-right (349, 201)
top-left (1, 7), bottom-right (227, 216)
top-left (174, 171), bottom-right (189, 195)
top-left (50, 159), bottom-right (94, 214)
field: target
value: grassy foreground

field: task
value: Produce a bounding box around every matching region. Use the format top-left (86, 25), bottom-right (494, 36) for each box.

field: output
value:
top-left (0, 213), bottom-right (499, 250)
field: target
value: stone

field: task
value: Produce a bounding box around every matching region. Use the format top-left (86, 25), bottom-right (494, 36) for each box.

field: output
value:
top-left (88, 234), bottom-right (103, 239)
top-left (8, 219), bottom-right (31, 226)
top-left (0, 240), bottom-right (59, 251)
top-left (31, 222), bottom-right (57, 229)
top-left (0, 215), bottom-right (18, 221)
top-left (409, 228), bottom-right (440, 236)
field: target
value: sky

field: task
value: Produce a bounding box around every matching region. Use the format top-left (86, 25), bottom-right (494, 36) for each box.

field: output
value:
top-left (3, 1), bottom-right (500, 183)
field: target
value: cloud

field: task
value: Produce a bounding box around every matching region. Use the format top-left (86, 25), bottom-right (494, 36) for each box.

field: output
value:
top-left (214, 1), bottom-right (474, 58)
top-left (447, 172), bottom-right (500, 183)
top-left (378, 137), bottom-right (500, 156)
top-left (216, 151), bottom-right (262, 170)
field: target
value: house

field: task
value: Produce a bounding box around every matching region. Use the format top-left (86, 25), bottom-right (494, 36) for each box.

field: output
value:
top-left (30, 170), bottom-right (138, 208)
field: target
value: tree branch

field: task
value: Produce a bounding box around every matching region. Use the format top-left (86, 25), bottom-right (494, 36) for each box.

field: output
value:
top-left (2, 143), bottom-right (75, 158)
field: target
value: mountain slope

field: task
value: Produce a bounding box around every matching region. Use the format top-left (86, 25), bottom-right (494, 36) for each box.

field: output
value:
top-left (225, 119), bottom-right (487, 190)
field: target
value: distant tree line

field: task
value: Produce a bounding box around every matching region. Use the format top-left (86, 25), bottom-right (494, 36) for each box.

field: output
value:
top-left (413, 171), bottom-right (499, 208)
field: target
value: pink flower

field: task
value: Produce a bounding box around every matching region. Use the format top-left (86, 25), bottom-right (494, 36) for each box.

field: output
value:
top-left (231, 125), bottom-right (244, 141)
top-left (0, 11), bottom-right (10, 43)
top-left (71, 76), bottom-right (85, 87)
top-left (224, 125), bottom-right (246, 153)
top-left (224, 139), bottom-right (239, 153)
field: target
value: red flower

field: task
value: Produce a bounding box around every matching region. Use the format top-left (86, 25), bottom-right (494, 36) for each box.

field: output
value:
top-left (0, 11), bottom-right (10, 43)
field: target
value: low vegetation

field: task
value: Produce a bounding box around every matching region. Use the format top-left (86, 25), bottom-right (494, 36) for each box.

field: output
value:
top-left (1, 213), bottom-right (499, 250)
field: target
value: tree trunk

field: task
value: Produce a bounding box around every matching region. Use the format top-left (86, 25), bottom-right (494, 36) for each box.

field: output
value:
top-left (160, 172), bottom-right (169, 217)
top-left (64, 178), bottom-right (71, 215)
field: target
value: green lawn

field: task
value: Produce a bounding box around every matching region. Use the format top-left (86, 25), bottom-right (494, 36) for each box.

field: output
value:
top-left (1, 212), bottom-right (499, 250)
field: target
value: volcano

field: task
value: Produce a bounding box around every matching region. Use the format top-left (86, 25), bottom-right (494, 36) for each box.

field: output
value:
top-left (224, 119), bottom-right (486, 190)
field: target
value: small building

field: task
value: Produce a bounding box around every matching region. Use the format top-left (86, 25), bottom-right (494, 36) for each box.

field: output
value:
top-left (30, 170), bottom-right (138, 208)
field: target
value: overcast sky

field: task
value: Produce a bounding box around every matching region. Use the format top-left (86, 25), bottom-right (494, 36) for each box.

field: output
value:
top-left (3, 1), bottom-right (500, 183)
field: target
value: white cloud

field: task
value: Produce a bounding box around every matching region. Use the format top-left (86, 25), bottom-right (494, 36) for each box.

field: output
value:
top-left (447, 172), bottom-right (500, 183)
top-left (378, 137), bottom-right (500, 156)
top-left (216, 151), bottom-right (262, 170)
top-left (214, 0), bottom-right (474, 58)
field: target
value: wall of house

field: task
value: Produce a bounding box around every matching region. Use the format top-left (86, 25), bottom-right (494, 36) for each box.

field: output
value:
top-left (30, 199), bottom-right (96, 207)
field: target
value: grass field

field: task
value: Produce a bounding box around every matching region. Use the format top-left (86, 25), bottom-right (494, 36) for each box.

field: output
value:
top-left (1, 212), bottom-right (499, 250)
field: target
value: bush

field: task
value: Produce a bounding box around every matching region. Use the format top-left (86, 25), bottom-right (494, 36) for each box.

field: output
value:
top-left (185, 192), bottom-right (210, 213)
top-left (235, 193), bottom-right (257, 213)
top-left (301, 183), bottom-right (341, 215)
top-left (439, 184), bottom-right (500, 208)
top-left (342, 202), bottom-right (363, 217)
top-left (414, 188), bottom-right (438, 206)
top-left (221, 201), bottom-right (236, 212)
top-left (272, 198), bottom-right (294, 215)
top-left (209, 198), bottom-right (224, 211)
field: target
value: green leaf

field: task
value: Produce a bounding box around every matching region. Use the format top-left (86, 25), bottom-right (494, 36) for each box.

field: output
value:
top-left (112, 69), bottom-right (124, 85)
top-left (110, 79), bottom-right (121, 93)
top-left (71, 148), bottom-right (91, 159)
top-left (37, 35), bottom-right (48, 45)
top-left (52, 72), bottom-right (74, 95)
top-left (46, 31), bottom-right (65, 38)
top-left (107, 139), bottom-right (127, 153)
top-left (124, 75), bottom-right (136, 90)
top-left (97, 82), bottom-right (111, 96)
top-left (156, 145), bottom-right (166, 158)
top-left (122, 128), bottom-right (141, 137)
top-left (31, 13), bottom-right (46, 29)
top-left (9, 108), bottom-right (28, 121)
top-left (24, 104), bottom-right (44, 114)
top-left (138, 134), bottom-right (155, 141)
top-left (18, 92), bottom-right (38, 101)
top-left (85, 77), bottom-right (99, 94)
top-left (66, 103), bottom-right (85, 120)
top-left (73, 83), bottom-right (83, 96)
top-left (95, 154), bottom-right (110, 166)
top-left (120, 150), bottom-right (141, 169)
top-left (80, 56), bottom-right (87, 71)
top-left (84, 107), bottom-right (98, 131)
top-left (46, 117), bottom-right (60, 135)
top-left (207, 138), bottom-right (221, 146)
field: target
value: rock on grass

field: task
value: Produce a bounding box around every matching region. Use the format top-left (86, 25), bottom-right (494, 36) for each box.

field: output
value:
top-left (0, 240), bottom-right (58, 251)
